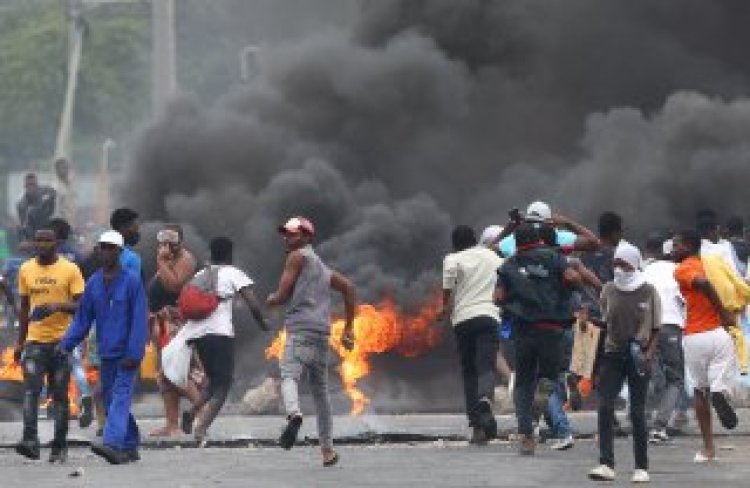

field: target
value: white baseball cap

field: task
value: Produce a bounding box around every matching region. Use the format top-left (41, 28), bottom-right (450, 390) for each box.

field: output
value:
top-left (525, 201), bottom-right (552, 223)
top-left (98, 230), bottom-right (124, 248)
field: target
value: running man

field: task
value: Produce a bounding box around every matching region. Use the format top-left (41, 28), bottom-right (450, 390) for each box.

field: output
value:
top-left (267, 216), bottom-right (356, 467)
top-left (672, 229), bottom-right (739, 463)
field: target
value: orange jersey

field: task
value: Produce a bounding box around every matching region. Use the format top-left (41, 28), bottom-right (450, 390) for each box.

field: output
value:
top-left (674, 256), bottom-right (721, 335)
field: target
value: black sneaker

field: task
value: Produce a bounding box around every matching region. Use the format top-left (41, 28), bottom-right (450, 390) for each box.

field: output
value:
top-left (49, 444), bottom-right (68, 463)
top-left (279, 414), bottom-right (303, 450)
top-left (476, 399), bottom-right (497, 440)
top-left (95, 427), bottom-right (104, 437)
top-left (79, 396), bottom-right (94, 429)
top-left (711, 392), bottom-right (738, 430)
top-left (469, 426), bottom-right (488, 446)
top-left (126, 449), bottom-right (140, 462)
top-left (90, 441), bottom-right (130, 465)
top-left (181, 410), bottom-right (194, 435)
top-left (15, 440), bottom-right (40, 460)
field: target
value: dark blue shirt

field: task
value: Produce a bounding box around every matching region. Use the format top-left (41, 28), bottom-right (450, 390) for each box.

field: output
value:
top-left (61, 267), bottom-right (148, 362)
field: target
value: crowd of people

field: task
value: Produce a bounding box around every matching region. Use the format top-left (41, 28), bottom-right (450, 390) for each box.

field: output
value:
top-left (1, 171), bottom-right (356, 467)
top-left (442, 201), bottom-right (750, 483)
top-left (3, 165), bottom-right (750, 479)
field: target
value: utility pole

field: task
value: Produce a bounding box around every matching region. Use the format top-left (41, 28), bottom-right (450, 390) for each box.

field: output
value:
top-left (54, 0), bottom-right (85, 160)
top-left (152, 0), bottom-right (177, 115)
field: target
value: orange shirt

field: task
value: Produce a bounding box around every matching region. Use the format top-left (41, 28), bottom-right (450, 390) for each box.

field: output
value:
top-left (674, 256), bottom-right (721, 335)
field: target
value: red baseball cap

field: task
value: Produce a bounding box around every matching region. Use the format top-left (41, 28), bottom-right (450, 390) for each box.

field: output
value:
top-left (278, 217), bottom-right (315, 236)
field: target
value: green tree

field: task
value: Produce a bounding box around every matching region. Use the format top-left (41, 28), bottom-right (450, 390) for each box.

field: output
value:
top-left (0, 1), bottom-right (150, 170)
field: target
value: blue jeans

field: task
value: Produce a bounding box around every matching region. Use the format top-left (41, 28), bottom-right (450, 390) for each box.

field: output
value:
top-left (547, 379), bottom-right (572, 438)
top-left (101, 359), bottom-right (140, 451)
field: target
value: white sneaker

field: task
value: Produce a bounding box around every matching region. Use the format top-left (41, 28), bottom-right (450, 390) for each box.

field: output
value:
top-left (550, 435), bottom-right (574, 451)
top-left (631, 469), bottom-right (650, 483)
top-left (694, 451), bottom-right (718, 463)
top-left (648, 429), bottom-right (669, 443)
top-left (588, 464), bottom-right (616, 481)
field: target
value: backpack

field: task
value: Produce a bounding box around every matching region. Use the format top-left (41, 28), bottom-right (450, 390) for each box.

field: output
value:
top-left (177, 266), bottom-right (221, 321)
top-left (499, 247), bottom-right (574, 326)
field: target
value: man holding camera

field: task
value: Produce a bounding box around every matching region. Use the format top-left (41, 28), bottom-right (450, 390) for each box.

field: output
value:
top-left (494, 201), bottom-right (600, 258)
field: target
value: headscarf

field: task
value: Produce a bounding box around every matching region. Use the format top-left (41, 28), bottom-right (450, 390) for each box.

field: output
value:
top-left (613, 240), bottom-right (646, 292)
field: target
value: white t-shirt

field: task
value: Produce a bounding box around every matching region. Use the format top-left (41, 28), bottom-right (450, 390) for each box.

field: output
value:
top-left (443, 246), bottom-right (503, 326)
top-left (643, 259), bottom-right (685, 328)
top-left (181, 265), bottom-right (254, 340)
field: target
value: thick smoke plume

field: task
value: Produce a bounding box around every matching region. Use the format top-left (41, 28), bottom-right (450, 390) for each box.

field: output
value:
top-left (123, 1), bottom-right (750, 411)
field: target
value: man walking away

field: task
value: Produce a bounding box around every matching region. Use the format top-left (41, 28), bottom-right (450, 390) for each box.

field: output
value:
top-left (673, 229), bottom-right (738, 463)
top-left (61, 231), bottom-right (148, 464)
top-left (642, 234), bottom-right (686, 443)
top-left (14, 229), bottom-right (84, 462)
top-left (267, 217), bottom-right (356, 467)
top-left (589, 242), bottom-right (661, 484)
top-left (441, 225), bottom-right (503, 444)
top-left (496, 224), bottom-right (581, 455)
top-left (179, 237), bottom-right (269, 444)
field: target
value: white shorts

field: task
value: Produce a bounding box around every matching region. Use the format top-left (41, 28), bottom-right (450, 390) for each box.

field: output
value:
top-left (683, 327), bottom-right (737, 393)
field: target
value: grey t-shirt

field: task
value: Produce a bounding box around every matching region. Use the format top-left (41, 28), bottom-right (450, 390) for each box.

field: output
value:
top-left (600, 282), bottom-right (662, 353)
top-left (284, 246), bottom-right (333, 336)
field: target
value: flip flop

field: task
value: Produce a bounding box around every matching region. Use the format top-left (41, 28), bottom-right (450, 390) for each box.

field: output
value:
top-left (323, 452), bottom-right (339, 467)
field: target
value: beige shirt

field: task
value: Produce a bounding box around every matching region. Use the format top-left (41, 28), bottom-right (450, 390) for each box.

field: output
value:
top-left (443, 246), bottom-right (503, 326)
top-left (600, 282), bottom-right (662, 353)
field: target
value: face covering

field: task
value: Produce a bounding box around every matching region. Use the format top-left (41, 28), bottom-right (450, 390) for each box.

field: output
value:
top-left (613, 266), bottom-right (645, 292)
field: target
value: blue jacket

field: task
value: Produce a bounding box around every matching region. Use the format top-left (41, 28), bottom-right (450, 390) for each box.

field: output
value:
top-left (61, 267), bottom-right (148, 362)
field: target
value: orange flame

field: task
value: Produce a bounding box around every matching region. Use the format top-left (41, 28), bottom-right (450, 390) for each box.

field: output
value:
top-left (0, 347), bottom-right (23, 382)
top-left (265, 294), bottom-right (443, 415)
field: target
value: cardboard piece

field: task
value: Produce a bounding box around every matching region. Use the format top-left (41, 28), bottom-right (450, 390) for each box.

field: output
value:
top-left (570, 319), bottom-right (601, 379)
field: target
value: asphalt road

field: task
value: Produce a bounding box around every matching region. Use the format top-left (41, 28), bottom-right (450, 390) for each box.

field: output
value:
top-left (1, 435), bottom-right (749, 487)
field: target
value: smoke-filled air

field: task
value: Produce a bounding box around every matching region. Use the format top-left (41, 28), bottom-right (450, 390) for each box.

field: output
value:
top-left (122, 0), bottom-right (750, 411)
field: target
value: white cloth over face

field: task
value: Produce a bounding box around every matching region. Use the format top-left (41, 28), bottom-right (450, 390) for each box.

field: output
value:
top-left (613, 240), bottom-right (646, 292)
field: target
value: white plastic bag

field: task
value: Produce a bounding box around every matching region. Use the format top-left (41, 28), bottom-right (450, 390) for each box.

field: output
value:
top-left (161, 335), bottom-right (191, 388)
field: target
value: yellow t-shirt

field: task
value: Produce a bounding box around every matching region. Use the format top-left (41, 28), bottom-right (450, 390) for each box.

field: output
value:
top-left (18, 256), bottom-right (85, 343)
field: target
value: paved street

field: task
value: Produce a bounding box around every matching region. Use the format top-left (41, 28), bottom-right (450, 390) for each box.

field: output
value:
top-left (0, 412), bottom-right (749, 487)
top-left (1, 435), bottom-right (749, 487)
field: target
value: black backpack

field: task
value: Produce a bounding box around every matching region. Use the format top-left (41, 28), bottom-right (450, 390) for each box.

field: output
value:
top-left (499, 247), bottom-right (574, 327)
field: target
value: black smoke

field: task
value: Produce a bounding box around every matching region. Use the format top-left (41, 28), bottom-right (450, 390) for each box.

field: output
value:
top-left (122, 0), bottom-right (750, 411)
